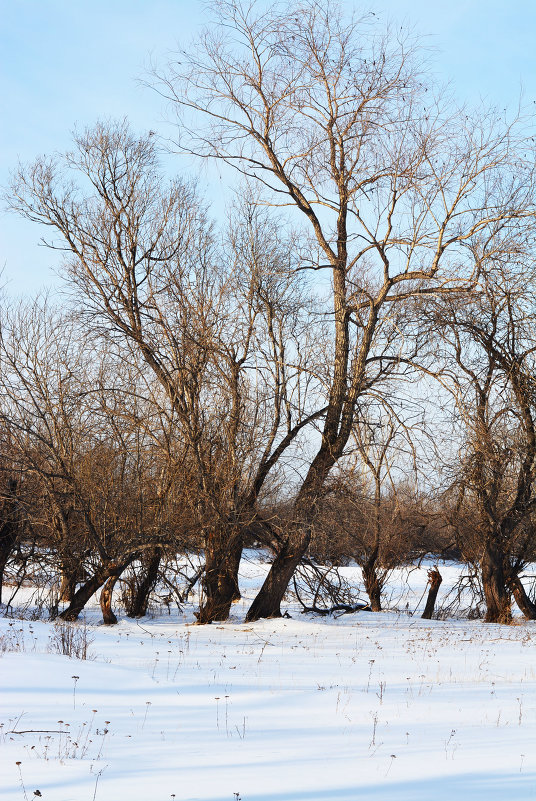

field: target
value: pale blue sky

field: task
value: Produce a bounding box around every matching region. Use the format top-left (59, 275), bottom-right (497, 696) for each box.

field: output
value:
top-left (1, 0), bottom-right (535, 296)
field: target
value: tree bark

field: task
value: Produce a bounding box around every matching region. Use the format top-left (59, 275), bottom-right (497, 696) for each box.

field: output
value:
top-left (246, 446), bottom-right (342, 621)
top-left (223, 535), bottom-right (243, 603)
top-left (246, 526), bottom-right (311, 621)
top-left (59, 556), bottom-right (135, 621)
top-left (508, 574), bottom-right (536, 620)
top-left (481, 541), bottom-right (512, 624)
top-left (362, 548), bottom-right (382, 612)
top-left (59, 564), bottom-right (81, 603)
top-left (0, 479), bottom-right (19, 606)
top-left (421, 567), bottom-right (442, 620)
top-left (196, 530), bottom-right (243, 624)
top-left (100, 575), bottom-right (119, 624)
top-left (59, 571), bottom-right (109, 621)
top-left (126, 547), bottom-right (162, 618)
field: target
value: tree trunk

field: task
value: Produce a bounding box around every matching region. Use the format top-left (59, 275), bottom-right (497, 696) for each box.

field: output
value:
top-left (196, 530), bottom-right (243, 624)
top-left (59, 571), bottom-right (109, 621)
top-left (0, 478), bottom-right (19, 605)
top-left (59, 564), bottom-right (81, 603)
top-left (362, 548), bottom-right (382, 612)
top-left (508, 574), bottom-right (536, 620)
top-left (246, 527), bottom-right (311, 621)
top-left (421, 567), bottom-right (442, 620)
top-left (246, 447), bottom-right (340, 621)
top-left (59, 557), bottom-right (135, 621)
top-left (100, 575), bottom-right (119, 624)
top-left (126, 547), bottom-right (162, 618)
top-left (481, 541), bottom-right (512, 624)
top-left (0, 535), bottom-right (17, 606)
top-left (224, 535), bottom-right (243, 602)
top-left (59, 572), bottom-right (74, 603)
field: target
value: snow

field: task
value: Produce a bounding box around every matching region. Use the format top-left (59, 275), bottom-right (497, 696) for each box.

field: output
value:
top-left (1, 557), bottom-right (536, 801)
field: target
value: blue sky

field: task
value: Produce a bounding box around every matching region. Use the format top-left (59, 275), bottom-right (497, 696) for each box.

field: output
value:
top-left (1, 0), bottom-right (535, 296)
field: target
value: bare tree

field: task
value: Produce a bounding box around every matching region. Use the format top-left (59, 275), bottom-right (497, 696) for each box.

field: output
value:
top-left (428, 252), bottom-right (536, 622)
top-left (0, 300), bottom-right (184, 623)
top-left (150, 0), bottom-right (536, 619)
top-left (352, 403), bottom-right (420, 611)
top-left (0, 300), bottom-right (99, 612)
top-left (8, 123), bottom-right (322, 622)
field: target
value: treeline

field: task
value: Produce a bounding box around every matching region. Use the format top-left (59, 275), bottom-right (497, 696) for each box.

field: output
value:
top-left (2, 0), bottom-right (536, 625)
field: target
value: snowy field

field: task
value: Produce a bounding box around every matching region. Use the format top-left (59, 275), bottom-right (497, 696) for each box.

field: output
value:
top-left (1, 557), bottom-right (536, 801)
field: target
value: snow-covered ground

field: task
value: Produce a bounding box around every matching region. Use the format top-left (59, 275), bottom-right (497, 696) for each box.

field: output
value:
top-left (1, 557), bottom-right (536, 801)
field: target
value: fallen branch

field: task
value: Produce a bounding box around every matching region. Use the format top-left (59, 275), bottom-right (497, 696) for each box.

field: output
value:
top-left (299, 602), bottom-right (371, 616)
top-left (9, 729), bottom-right (69, 734)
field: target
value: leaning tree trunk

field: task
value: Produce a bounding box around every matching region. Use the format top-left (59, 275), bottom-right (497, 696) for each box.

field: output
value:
top-left (59, 556), bottom-right (136, 621)
top-left (245, 232), bottom-right (379, 622)
top-left (246, 525), bottom-right (311, 621)
top-left (246, 445), bottom-right (341, 621)
top-left (0, 479), bottom-right (19, 605)
top-left (362, 548), bottom-right (382, 612)
top-left (481, 540), bottom-right (512, 624)
top-left (100, 574), bottom-right (120, 624)
top-left (59, 570), bottom-right (109, 621)
top-left (196, 530), bottom-right (243, 624)
top-left (508, 574), bottom-right (536, 620)
top-left (422, 567), bottom-right (443, 620)
top-left (126, 547), bottom-right (162, 618)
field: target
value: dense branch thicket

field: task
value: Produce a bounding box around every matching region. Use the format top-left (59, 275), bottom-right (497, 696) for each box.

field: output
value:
top-left (2, 0), bottom-right (536, 624)
top-left (426, 253), bottom-right (536, 622)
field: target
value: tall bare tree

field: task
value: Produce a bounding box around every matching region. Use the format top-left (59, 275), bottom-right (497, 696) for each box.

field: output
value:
top-left (427, 251), bottom-right (536, 622)
top-left (8, 123), bottom-right (322, 622)
top-left (151, 0), bottom-right (536, 619)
